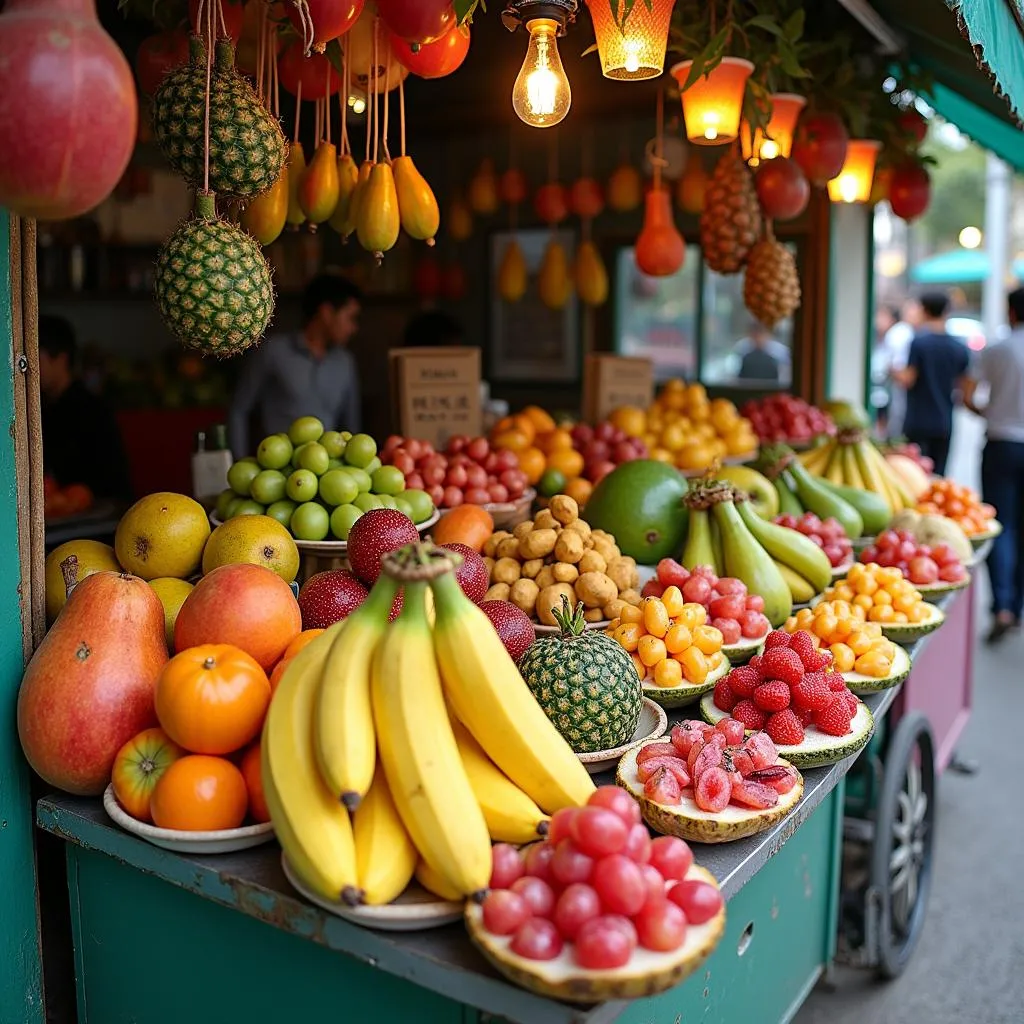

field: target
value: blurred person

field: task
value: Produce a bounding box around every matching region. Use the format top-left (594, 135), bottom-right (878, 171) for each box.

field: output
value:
top-left (882, 297), bottom-right (923, 439)
top-left (229, 274), bottom-right (362, 456)
top-left (733, 321), bottom-right (791, 385)
top-left (402, 310), bottom-right (464, 348)
top-left (962, 286), bottom-right (1024, 643)
top-left (891, 291), bottom-right (969, 475)
top-left (39, 315), bottom-right (133, 502)
top-left (871, 305), bottom-right (901, 433)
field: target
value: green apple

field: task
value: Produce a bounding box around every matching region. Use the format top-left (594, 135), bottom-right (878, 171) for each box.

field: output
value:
top-left (401, 488), bottom-right (435, 524)
top-left (288, 416), bottom-right (324, 446)
top-left (377, 495), bottom-right (397, 509)
top-left (233, 499), bottom-right (265, 517)
top-left (319, 468), bottom-right (360, 507)
top-left (266, 499), bottom-right (297, 528)
top-left (286, 469), bottom-right (319, 503)
top-left (371, 465), bottom-right (405, 496)
top-left (343, 433), bottom-right (377, 469)
top-left (320, 430), bottom-right (347, 459)
top-left (330, 504), bottom-right (362, 540)
top-left (225, 496), bottom-right (247, 519)
top-left (297, 441), bottom-right (330, 476)
top-left (345, 467), bottom-right (372, 494)
top-left (364, 455), bottom-right (382, 477)
top-left (214, 488), bottom-right (236, 521)
top-left (327, 457), bottom-right (344, 470)
top-left (256, 434), bottom-right (293, 470)
top-left (250, 469), bottom-right (287, 505)
top-left (290, 501), bottom-right (330, 541)
top-left (394, 496), bottom-right (415, 519)
top-left (353, 492), bottom-right (382, 513)
top-left (226, 459), bottom-right (262, 496)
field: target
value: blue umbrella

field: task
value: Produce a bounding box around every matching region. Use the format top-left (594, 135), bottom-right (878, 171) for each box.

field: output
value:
top-left (909, 249), bottom-right (1024, 284)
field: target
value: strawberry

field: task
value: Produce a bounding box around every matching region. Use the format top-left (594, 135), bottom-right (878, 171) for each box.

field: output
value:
top-left (747, 654), bottom-right (764, 678)
top-left (713, 677), bottom-right (737, 712)
top-left (806, 647), bottom-right (834, 671)
top-left (732, 699), bottom-right (766, 731)
top-left (727, 664), bottom-right (760, 698)
top-left (761, 648), bottom-right (805, 687)
top-left (753, 680), bottom-right (791, 712)
top-left (763, 629), bottom-right (792, 651)
top-left (766, 708), bottom-right (805, 746)
top-left (791, 672), bottom-right (832, 713)
top-left (797, 707), bottom-right (815, 726)
top-left (826, 671), bottom-right (848, 692)
top-left (843, 691), bottom-right (859, 717)
top-left (790, 630), bottom-right (830, 670)
top-left (816, 694), bottom-right (854, 736)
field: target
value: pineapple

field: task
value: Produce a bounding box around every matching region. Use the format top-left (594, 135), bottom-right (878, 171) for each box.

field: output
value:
top-left (518, 599), bottom-right (642, 753)
top-left (744, 229), bottom-right (801, 328)
top-left (700, 148), bottom-right (762, 274)
top-left (153, 38), bottom-right (287, 199)
top-left (155, 192), bottom-right (275, 358)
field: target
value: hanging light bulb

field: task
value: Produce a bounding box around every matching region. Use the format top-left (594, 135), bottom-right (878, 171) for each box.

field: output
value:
top-left (827, 139), bottom-right (881, 204)
top-left (512, 17), bottom-right (571, 127)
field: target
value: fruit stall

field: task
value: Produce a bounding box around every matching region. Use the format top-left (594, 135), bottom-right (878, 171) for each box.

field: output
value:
top-left (2, 1), bottom-right (1024, 1023)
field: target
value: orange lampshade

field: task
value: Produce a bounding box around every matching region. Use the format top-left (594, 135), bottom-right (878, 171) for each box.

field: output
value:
top-left (671, 57), bottom-right (754, 145)
top-left (741, 92), bottom-right (806, 165)
top-left (827, 139), bottom-right (882, 204)
top-left (585, 0), bottom-right (675, 80)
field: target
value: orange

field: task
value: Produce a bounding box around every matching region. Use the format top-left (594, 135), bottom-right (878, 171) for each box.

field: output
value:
top-left (521, 405), bottom-right (556, 433)
top-left (150, 755), bottom-right (249, 832)
top-left (511, 413), bottom-right (538, 444)
top-left (283, 628), bottom-right (325, 661)
top-left (536, 428), bottom-right (574, 455)
top-left (432, 504), bottom-right (495, 552)
top-left (609, 405), bottom-right (647, 438)
top-left (546, 448), bottom-right (584, 479)
top-left (269, 657), bottom-right (291, 693)
top-left (491, 428), bottom-right (532, 453)
top-left (517, 446), bottom-right (547, 486)
top-left (562, 477), bottom-right (593, 507)
top-left (240, 742), bottom-right (270, 823)
top-left (111, 728), bottom-right (185, 823)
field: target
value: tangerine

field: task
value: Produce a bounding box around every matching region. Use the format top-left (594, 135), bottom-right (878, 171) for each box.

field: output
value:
top-left (240, 742), bottom-right (270, 823)
top-left (432, 503), bottom-right (495, 552)
top-left (520, 405), bottom-right (556, 433)
top-left (517, 446), bottom-right (547, 485)
top-left (150, 755), bottom-right (248, 832)
top-left (546, 448), bottom-right (584, 479)
top-left (283, 628), bottom-right (325, 660)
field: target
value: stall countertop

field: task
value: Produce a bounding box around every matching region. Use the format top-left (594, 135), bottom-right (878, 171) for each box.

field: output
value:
top-left (35, 593), bottom-right (953, 1024)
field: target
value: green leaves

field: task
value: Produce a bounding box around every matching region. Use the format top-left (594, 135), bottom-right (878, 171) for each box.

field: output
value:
top-left (608, 0), bottom-right (655, 33)
top-left (454, 0), bottom-right (484, 25)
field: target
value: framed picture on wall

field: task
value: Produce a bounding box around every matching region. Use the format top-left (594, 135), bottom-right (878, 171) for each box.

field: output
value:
top-left (488, 228), bottom-right (579, 382)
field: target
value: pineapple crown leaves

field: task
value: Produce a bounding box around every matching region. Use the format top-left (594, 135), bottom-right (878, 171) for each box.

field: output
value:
top-left (550, 596), bottom-right (589, 638)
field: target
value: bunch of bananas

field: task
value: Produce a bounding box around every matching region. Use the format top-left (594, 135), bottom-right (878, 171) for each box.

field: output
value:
top-left (262, 544), bottom-right (595, 907)
top-left (799, 433), bottom-right (915, 516)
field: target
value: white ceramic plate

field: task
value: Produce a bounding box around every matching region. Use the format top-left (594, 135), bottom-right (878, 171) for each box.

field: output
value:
top-left (102, 785), bottom-right (275, 854)
top-left (534, 619), bottom-right (611, 636)
top-left (281, 856), bottom-right (463, 931)
top-left (575, 698), bottom-right (668, 774)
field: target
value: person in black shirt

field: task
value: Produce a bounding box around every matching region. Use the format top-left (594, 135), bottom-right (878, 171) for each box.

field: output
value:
top-left (891, 291), bottom-right (970, 476)
top-left (39, 315), bottom-right (133, 503)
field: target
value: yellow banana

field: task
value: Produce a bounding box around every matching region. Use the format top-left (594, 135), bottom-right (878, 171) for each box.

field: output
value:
top-left (414, 859), bottom-right (463, 903)
top-left (429, 569), bottom-right (596, 814)
top-left (262, 624), bottom-right (361, 905)
top-left (372, 580), bottom-right (492, 898)
top-left (353, 764), bottom-right (418, 906)
top-left (864, 441), bottom-right (909, 511)
top-left (315, 576), bottom-right (398, 811)
top-left (451, 716), bottom-right (550, 844)
top-left (852, 441), bottom-right (892, 514)
top-left (841, 443), bottom-right (865, 490)
top-left (824, 445), bottom-right (845, 485)
top-left (774, 560), bottom-right (817, 604)
top-left (800, 441), bottom-right (835, 474)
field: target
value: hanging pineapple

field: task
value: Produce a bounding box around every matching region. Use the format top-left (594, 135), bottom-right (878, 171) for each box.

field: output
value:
top-left (700, 147), bottom-right (761, 274)
top-left (743, 223), bottom-right (801, 328)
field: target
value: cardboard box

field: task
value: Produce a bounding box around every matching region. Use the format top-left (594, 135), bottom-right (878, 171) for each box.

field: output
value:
top-left (582, 355), bottom-right (655, 422)
top-left (389, 347), bottom-right (482, 449)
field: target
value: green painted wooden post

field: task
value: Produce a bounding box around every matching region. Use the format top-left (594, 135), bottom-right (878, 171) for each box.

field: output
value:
top-left (0, 215), bottom-right (45, 1023)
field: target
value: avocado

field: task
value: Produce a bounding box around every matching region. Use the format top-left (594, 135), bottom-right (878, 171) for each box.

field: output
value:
top-left (584, 460), bottom-right (689, 564)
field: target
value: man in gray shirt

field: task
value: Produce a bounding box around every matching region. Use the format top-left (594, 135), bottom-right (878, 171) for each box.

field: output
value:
top-left (963, 286), bottom-right (1024, 643)
top-left (229, 274), bottom-right (363, 457)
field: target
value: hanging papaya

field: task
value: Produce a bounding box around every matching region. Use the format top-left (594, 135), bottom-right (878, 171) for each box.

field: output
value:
top-left (575, 240), bottom-right (608, 306)
top-left (393, 155), bottom-right (440, 244)
top-left (286, 142), bottom-right (307, 227)
top-left (299, 141), bottom-right (341, 226)
top-left (498, 239), bottom-right (528, 303)
top-left (356, 162), bottom-right (401, 259)
top-left (328, 152), bottom-right (360, 236)
top-left (635, 187), bottom-right (685, 277)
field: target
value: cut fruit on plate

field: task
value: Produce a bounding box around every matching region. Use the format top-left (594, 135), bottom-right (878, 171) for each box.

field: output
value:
top-left (969, 521), bottom-right (1002, 547)
top-left (912, 575), bottom-right (970, 597)
top-left (721, 637), bottom-right (764, 665)
top-left (281, 856), bottom-right (463, 932)
top-left (830, 560), bottom-right (855, 580)
top-left (699, 694), bottom-right (874, 768)
top-left (465, 864), bottom-right (725, 1003)
top-left (616, 750), bottom-right (803, 843)
top-left (642, 652), bottom-right (731, 710)
top-left (842, 644), bottom-right (911, 695)
top-left (576, 698), bottom-right (668, 774)
top-left (879, 602), bottom-right (944, 645)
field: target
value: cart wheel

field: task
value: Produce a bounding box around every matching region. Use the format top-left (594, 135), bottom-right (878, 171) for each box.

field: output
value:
top-left (870, 711), bottom-right (936, 979)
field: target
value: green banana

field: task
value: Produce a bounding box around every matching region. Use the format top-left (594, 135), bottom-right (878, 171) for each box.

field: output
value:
top-left (736, 498), bottom-right (832, 593)
top-left (774, 560), bottom-right (817, 604)
top-left (681, 507), bottom-right (719, 572)
top-left (712, 498), bottom-right (792, 626)
top-left (774, 471), bottom-right (804, 517)
top-left (787, 459), bottom-right (864, 539)
top-left (817, 477), bottom-right (892, 535)
top-left (709, 514), bottom-right (725, 575)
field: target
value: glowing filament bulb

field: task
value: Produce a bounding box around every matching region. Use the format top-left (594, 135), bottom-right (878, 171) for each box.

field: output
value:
top-left (512, 18), bottom-right (571, 128)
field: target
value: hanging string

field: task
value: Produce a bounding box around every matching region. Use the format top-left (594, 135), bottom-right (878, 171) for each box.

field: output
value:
top-left (293, 0), bottom-right (315, 55)
top-left (341, 34), bottom-right (350, 158)
top-left (653, 86), bottom-right (666, 191)
top-left (372, 18), bottom-right (380, 165)
top-left (293, 81), bottom-right (302, 145)
top-left (364, 37), bottom-right (373, 165)
top-left (315, 97), bottom-right (323, 145)
top-left (202, 0), bottom-right (214, 194)
top-left (325, 63), bottom-right (332, 146)
top-left (272, 34), bottom-right (280, 120)
top-left (399, 76), bottom-right (406, 158)
top-left (255, 2), bottom-right (265, 100)
top-left (216, 0), bottom-right (227, 40)
top-left (381, 56), bottom-right (392, 162)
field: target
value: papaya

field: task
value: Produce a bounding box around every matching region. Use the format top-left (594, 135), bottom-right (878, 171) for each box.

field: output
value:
top-left (18, 571), bottom-right (167, 795)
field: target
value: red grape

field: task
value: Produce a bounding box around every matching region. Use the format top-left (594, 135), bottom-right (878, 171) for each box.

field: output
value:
top-left (668, 880), bottom-right (724, 924)
top-left (550, 840), bottom-right (594, 887)
top-left (482, 890), bottom-right (531, 935)
top-left (740, 610), bottom-right (771, 638)
top-left (939, 562), bottom-right (966, 582)
top-left (490, 843), bottom-right (525, 889)
top-left (510, 917), bottom-right (564, 961)
top-left (643, 766), bottom-right (681, 804)
top-left (639, 863), bottom-right (666, 905)
top-left (695, 766), bottom-right (732, 812)
top-left (637, 742), bottom-right (678, 764)
top-left (623, 822), bottom-right (652, 864)
top-left (656, 558), bottom-right (690, 588)
top-left (511, 876), bottom-right (556, 918)
top-left (930, 543), bottom-right (957, 566)
top-left (548, 807), bottom-right (579, 845)
top-left (637, 756), bottom-right (692, 788)
top-left (523, 841), bottom-right (555, 883)
top-left (573, 916), bottom-right (633, 969)
top-left (570, 807), bottom-right (629, 858)
top-left (649, 836), bottom-right (694, 881)
top-left (591, 854), bottom-right (646, 916)
top-left (635, 898), bottom-right (689, 951)
top-left (713, 617), bottom-right (743, 644)
top-left (709, 594), bottom-right (745, 620)
top-left (745, 594), bottom-right (766, 612)
top-left (641, 578), bottom-right (666, 599)
top-left (716, 577), bottom-right (747, 596)
top-left (552, 883), bottom-right (601, 940)
top-left (682, 576), bottom-right (712, 604)
top-left (587, 786), bottom-right (642, 827)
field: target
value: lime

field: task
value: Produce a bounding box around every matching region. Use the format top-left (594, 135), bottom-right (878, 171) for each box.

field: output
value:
top-left (371, 465), bottom-right (406, 496)
top-left (290, 501), bottom-right (330, 541)
top-left (256, 434), bottom-right (293, 470)
top-left (319, 468), bottom-right (360, 507)
top-left (320, 430), bottom-right (347, 459)
top-left (250, 469), bottom-right (287, 505)
top-left (343, 433), bottom-right (377, 468)
top-left (288, 416), bottom-right (324, 446)
top-left (345, 466), bottom-right (372, 494)
top-left (266, 499), bottom-right (297, 528)
top-left (297, 442), bottom-right (330, 476)
top-left (227, 460), bottom-right (262, 497)
top-left (538, 468), bottom-right (567, 498)
top-left (233, 499), bottom-right (265, 517)
top-left (225, 496), bottom-right (248, 518)
top-left (402, 488), bottom-right (435, 524)
top-left (330, 503), bottom-right (362, 540)
top-left (286, 469), bottom-right (319, 503)
top-left (353, 492), bottom-right (382, 513)
top-left (214, 488), bottom-right (236, 521)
